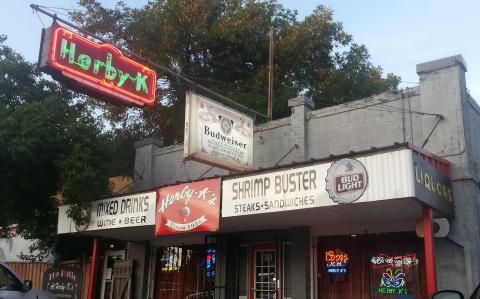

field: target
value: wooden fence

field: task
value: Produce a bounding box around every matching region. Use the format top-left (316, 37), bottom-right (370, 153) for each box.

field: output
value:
top-left (7, 262), bottom-right (91, 299)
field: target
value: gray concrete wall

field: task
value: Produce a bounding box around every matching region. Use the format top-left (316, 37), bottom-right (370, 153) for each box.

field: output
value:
top-left (307, 90), bottom-right (419, 158)
top-left (462, 95), bottom-right (480, 293)
top-left (286, 227), bottom-right (310, 299)
top-left (134, 54), bottom-right (480, 296)
top-left (417, 56), bottom-right (479, 295)
top-left (435, 238), bottom-right (467, 293)
top-left (126, 242), bottom-right (150, 299)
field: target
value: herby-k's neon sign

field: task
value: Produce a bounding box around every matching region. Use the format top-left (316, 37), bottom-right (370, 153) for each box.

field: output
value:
top-left (39, 25), bottom-right (157, 107)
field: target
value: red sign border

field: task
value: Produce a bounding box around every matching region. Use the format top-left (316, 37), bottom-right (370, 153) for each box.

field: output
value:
top-left (48, 26), bottom-right (157, 107)
top-left (155, 178), bottom-right (221, 236)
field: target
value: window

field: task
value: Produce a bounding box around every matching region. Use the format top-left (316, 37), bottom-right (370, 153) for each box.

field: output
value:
top-left (0, 265), bottom-right (22, 291)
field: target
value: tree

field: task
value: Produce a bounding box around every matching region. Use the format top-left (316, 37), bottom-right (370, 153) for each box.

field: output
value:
top-left (0, 36), bottom-right (115, 260)
top-left (70, 0), bottom-right (400, 143)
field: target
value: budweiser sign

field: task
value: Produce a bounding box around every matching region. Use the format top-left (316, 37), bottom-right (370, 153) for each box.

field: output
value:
top-left (156, 178), bottom-right (221, 235)
top-left (38, 25), bottom-right (157, 107)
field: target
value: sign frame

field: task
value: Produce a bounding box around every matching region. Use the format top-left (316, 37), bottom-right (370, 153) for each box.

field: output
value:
top-left (57, 191), bottom-right (157, 234)
top-left (42, 266), bottom-right (83, 299)
top-left (184, 91), bottom-right (254, 172)
top-left (38, 24), bottom-right (157, 107)
top-left (155, 178), bottom-right (221, 236)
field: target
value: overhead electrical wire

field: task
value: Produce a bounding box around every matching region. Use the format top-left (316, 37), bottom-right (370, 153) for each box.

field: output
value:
top-left (30, 4), bottom-right (268, 121)
top-left (34, 10), bottom-right (46, 28)
top-left (341, 98), bottom-right (440, 117)
top-left (34, 5), bottom-right (431, 121)
top-left (183, 74), bottom-right (267, 93)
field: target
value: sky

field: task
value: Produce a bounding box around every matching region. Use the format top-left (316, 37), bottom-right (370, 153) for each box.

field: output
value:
top-left (1, 0), bottom-right (479, 99)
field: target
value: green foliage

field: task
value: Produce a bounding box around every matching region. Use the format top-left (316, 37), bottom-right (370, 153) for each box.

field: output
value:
top-left (0, 38), bottom-right (117, 261)
top-left (0, 0), bottom-right (402, 260)
top-left (71, 0), bottom-right (399, 142)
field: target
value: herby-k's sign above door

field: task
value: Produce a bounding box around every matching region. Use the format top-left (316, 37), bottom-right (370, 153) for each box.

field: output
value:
top-left (156, 178), bottom-right (221, 235)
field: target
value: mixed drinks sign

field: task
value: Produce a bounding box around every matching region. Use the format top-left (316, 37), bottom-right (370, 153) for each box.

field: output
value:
top-left (184, 91), bottom-right (254, 172)
top-left (38, 25), bottom-right (157, 107)
top-left (57, 191), bottom-right (156, 233)
top-left (156, 178), bottom-right (221, 235)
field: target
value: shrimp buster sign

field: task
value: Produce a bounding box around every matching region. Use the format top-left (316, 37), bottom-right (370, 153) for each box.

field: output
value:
top-left (155, 178), bottom-right (221, 235)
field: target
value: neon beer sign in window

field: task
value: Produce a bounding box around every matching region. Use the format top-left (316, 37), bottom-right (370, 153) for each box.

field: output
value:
top-left (40, 25), bottom-right (156, 107)
top-left (325, 249), bottom-right (349, 274)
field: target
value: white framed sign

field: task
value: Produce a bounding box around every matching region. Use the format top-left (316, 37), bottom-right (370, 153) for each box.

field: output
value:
top-left (222, 149), bottom-right (431, 217)
top-left (184, 91), bottom-right (254, 172)
top-left (57, 191), bottom-right (156, 233)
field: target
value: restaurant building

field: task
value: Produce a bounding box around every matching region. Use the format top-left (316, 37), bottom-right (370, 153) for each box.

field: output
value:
top-left (58, 55), bottom-right (480, 299)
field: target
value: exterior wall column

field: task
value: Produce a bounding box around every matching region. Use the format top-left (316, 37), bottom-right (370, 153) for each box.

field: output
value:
top-left (287, 96), bottom-right (314, 163)
top-left (87, 238), bottom-right (101, 299)
top-left (133, 138), bottom-right (163, 191)
top-left (423, 206), bottom-right (437, 296)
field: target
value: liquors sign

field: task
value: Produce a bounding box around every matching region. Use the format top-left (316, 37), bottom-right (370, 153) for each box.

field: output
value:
top-left (38, 25), bottom-right (157, 107)
top-left (184, 91), bottom-right (254, 172)
top-left (156, 178), bottom-right (221, 235)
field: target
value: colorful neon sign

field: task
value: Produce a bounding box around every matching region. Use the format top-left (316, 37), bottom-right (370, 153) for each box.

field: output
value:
top-left (377, 268), bottom-right (408, 295)
top-left (39, 25), bottom-right (156, 107)
top-left (325, 249), bottom-right (349, 274)
top-left (371, 253), bottom-right (419, 269)
top-left (201, 248), bottom-right (216, 278)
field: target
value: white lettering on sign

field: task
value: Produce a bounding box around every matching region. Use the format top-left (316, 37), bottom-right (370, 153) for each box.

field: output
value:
top-left (159, 185), bottom-right (194, 213)
top-left (156, 178), bottom-right (220, 235)
top-left (335, 173), bottom-right (364, 193)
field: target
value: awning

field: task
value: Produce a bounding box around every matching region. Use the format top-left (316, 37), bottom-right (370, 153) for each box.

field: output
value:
top-left (57, 147), bottom-right (453, 242)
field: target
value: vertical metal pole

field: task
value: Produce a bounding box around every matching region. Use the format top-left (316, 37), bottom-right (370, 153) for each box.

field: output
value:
top-left (267, 28), bottom-right (274, 121)
top-left (423, 206), bottom-right (437, 296)
top-left (88, 238), bottom-right (101, 299)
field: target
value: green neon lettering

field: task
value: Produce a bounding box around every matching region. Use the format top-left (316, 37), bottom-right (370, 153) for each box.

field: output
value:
top-left (134, 73), bottom-right (149, 94)
top-left (93, 59), bottom-right (105, 74)
top-left (58, 37), bottom-right (151, 97)
top-left (75, 54), bottom-right (91, 70)
top-left (60, 38), bottom-right (75, 64)
top-left (117, 70), bottom-right (133, 87)
top-left (105, 53), bottom-right (117, 80)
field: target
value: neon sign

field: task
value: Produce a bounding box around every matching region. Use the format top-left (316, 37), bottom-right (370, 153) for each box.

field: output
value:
top-left (377, 268), bottom-right (408, 295)
top-left (201, 249), bottom-right (216, 278)
top-left (371, 253), bottom-right (419, 269)
top-left (38, 25), bottom-right (156, 107)
top-left (325, 249), bottom-right (349, 274)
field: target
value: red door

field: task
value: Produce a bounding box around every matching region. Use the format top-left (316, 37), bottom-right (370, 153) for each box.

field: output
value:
top-left (250, 243), bottom-right (279, 299)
